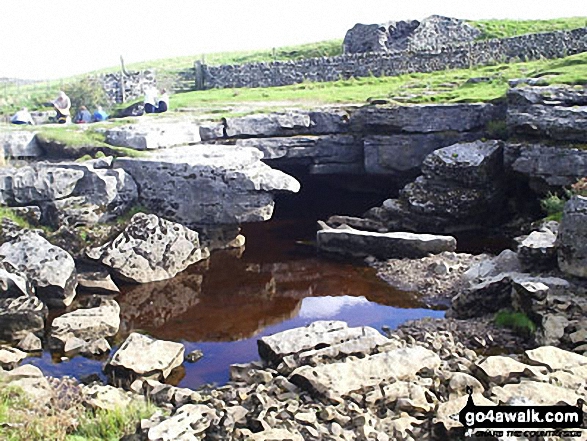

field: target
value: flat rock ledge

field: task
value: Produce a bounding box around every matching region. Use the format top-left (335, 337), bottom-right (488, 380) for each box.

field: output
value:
top-left (114, 144), bottom-right (300, 227)
top-left (317, 222), bottom-right (456, 259)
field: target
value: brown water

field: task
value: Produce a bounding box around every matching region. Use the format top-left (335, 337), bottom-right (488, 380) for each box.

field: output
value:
top-left (28, 218), bottom-right (445, 387)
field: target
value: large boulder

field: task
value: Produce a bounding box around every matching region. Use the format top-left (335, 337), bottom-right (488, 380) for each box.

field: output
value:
top-left (114, 145), bottom-right (300, 227)
top-left (343, 15), bottom-right (481, 54)
top-left (105, 332), bottom-right (185, 383)
top-left (0, 160), bottom-right (137, 227)
top-left (199, 110), bottom-right (349, 141)
top-left (49, 299), bottom-right (120, 350)
top-left (367, 140), bottom-right (506, 233)
top-left (317, 223), bottom-right (456, 259)
top-left (0, 296), bottom-right (48, 342)
top-left (104, 119), bottom-right (201, 150)
top-left (0, 131), bottom-right (43, 158)
top-left (87, 213), bottom-right (208, 283)
top-left (0, 231), bottom-right (77, 308)
top-left (557, 196), bottom-right (587, 278)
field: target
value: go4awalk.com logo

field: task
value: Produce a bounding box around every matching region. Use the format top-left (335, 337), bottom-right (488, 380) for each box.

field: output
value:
top-left (459, 387), bottom-right (585, 439)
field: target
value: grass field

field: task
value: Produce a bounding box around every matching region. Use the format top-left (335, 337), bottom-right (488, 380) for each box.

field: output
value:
top-left (0, 17), bottom-right (585, 117)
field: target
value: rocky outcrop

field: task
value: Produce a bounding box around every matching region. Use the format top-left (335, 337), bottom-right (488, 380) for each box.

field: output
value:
top-left (351, 102), bottom-right (502, 134)
top-left (105, 332), bottom-right (185, 384)
top-left (363, 131), bottom-right (481, 178)
top-left (0, 131), bottom-right (43, 158)
top-left (0, 160), bottom-right (137, 227)
top-left (87, 213), bottom-right (208, 284)
top-left (0, 231), bottom-right (77, 308)
top-left (367, 140), bottom-right (506, 233)
top-left (343, 15), bottom-right (481, 54)
top-left (104, 119), bottom-right (201, 150)
top-left (507, 85), bottom-right (587, 142)
top-left (317, 222), bottom-right (456, 259)
top-left (557, 195), bottom-right (587, 278)
top-left (290, 345), bottom-right (441, 402)
top-left (236, 135), bottom-right (363, 175)
top-left (506, 143), bottom-right (587, 189)
top-left (0, 296), bottom-right (47, 342)
top-left (199, 110), bottom-right (350, 141)
top-left (449, 272), bottom-right (569, 319)
top-left (49, 299), bottom-right (120, 351)
top-left (114, 145), bottom-right (300, 227)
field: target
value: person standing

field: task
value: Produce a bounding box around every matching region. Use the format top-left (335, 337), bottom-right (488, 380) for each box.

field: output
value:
top-left (52, 91), bottom-right (71, 123)
top-left (10, 107), bottom-right (35, 125)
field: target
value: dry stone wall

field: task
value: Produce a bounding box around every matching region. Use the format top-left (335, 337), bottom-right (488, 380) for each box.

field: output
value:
top-left (192, 28), bottom-right (587, 90)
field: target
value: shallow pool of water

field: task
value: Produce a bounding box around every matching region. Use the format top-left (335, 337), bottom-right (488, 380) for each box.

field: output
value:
top-left (28, 218), bottom-right (445, 387)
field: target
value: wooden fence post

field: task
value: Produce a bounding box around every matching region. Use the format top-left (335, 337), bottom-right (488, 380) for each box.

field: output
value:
top-left (194, 60), bottom-right (205, 90)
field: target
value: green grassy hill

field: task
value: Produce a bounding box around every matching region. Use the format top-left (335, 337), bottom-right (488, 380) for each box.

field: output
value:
top-left (0, 17), bottom-right (585, 117)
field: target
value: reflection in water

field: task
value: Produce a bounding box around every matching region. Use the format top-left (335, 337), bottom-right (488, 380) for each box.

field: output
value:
top-left (30, 219), bottom-right (445, 388)
top-left (299, 296), bottom-right (369, 319)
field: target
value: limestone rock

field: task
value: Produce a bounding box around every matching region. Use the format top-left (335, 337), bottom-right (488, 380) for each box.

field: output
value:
top-left (3, 364), bottom-right (53, 405)
top-left (76, 267), bottom-right (120, 294)
top-left (434, 393), bottom-right (495, 430)
top-left (290, 346), bottom-right (441, 402)
top-left (475, 356), bottom-right (546, 385)
top-left (87, 213), bottom-right (208, 284)
top-left (49, 299), bottom-right (120, 350)
top-left (114, 145), bottom-right (300, 227)
top-left (537, 314), bottom-right (569, 346)
top-left (0, 231), bottom-right (77, 308)
top-left (558, 196), bottom-right (587, 278)
top-left (351, 103), bottom-right (502, 134)
top-left (199, 110), bottom-right (349, 140)
top-left (258, 320), bottom-right (389, 372)
top-left (0, 346), bottom-right (27, 369)
top-left (518, 228), bottom-right (558, 271)
top-left (16, 332), bottom-right (42, 352)
top-left (105, 119), bottom-right (201, 150)
top-left (343, 15), bottom-right (481, 54)
top-left (463, 249), bottom-right (521, 282)
top-left (147, 404), bottom-right (216, 441)
top-left (0, 296), bottom-right (47, 342)
top-left (0, 264), bottom-right (33, 299)
top-left (317, 223), bottom-right (456, 259)
top-left (0, 131), bottom-right (43, 158)
top-left (369, 140), bottom-right (506, 233)
top-left (447, 372), bottom-right (484, 397)
top-left (1, 165), bottom-right (84, 204)
top-left (105, 332), bottom-right (185, 383)
top-left (236, 134), bottom-right (363, 175)
top-left (82, 384), bottom-right (135, 411)
top-left (363, 132), bottom-right (481, 178)
top-left (507, 143), bottom-right (587, 187)
top-left (525, 346), bottom-right (587, 371)
top-left (507, 98), bottom-right (587, 142)
top-left (491, 381), bottom-right (583, 406)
